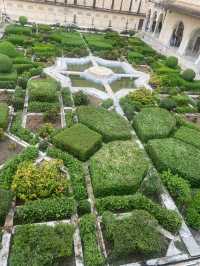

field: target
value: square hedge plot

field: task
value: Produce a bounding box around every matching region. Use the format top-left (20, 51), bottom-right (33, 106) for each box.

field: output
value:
top-left (52, 123), bottom-right (102, 161)
top-left (174, 126), bottom-right (200, 150)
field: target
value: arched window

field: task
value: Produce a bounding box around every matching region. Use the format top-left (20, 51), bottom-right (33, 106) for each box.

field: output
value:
top-left (145, 9), bottom-right (151, 31)
top-left (185, 28), bottom-right (200, 57)
top-left (170, 22), bottom-right (184, 48)
top-left (150, 11), bottom-right (157, 33)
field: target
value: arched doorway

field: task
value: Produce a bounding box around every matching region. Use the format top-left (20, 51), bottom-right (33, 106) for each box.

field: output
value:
top-left (186, 28), bottom-right (200, 57)
top-left (170, 22), bottom-right (184, 48)
top-left (145, 9), bottom-right (151, 31)
top-left (150, 11), bottom-right (157, 33)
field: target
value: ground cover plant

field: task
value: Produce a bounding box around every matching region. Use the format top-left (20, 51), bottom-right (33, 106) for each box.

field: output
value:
top-left (77, 106), bottom-right (131, 142)
top-left (52, 123), bottom-right (102, 161)
top-left (174, 126), bottom-right (200, 150)
top-left (9, 223), bottom-right (74, 266)
top-left (90, 140), bottom-right (149, 197)
top-left (0, 188), bottom-right (13, 225)
top-left (133, 107), bottom-right (176, 142)
top-left (0, 103), bottom-right (9, 129)
top-left (186, 191), bottom-right (200, 230)
top-left (147, 138), bottom-right (200, 186)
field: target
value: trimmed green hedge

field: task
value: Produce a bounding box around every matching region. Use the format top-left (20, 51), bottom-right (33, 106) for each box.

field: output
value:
top-left (96, 193), bottom-right (181, 233)
top-left (15, 197), bottom-right (76, 224)
top-left (186, 191), bottom-right (200, 230)
top-left (90, 141), bottom-right (149, 197)
top-left (133, 107), bottom-right (176, 142)
top-left (174, 126), bottom-right (200, 150)
top-left (53, 123), bottom-right (102, 161)
top-left (0, 103), bottom-right (9, 129)
top-left (80, 214), bottom-right (105, 266)
top-left (5, 25), bottom-right (32, 36)
top-left (0, 41), bottom-right (18, 58)
top-left (28, 101), bottom-right (59, 112)
top-left (0, 189), bottom-right (13, 226)
top-left (147, 138), bottom-right (200, 186)
top-left (0, 53), bottom-right (13, 73)
top-left (77, 106), bottom-right (131, 142)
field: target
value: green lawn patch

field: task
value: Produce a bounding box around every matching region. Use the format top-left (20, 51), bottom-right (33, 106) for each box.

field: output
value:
top-left (90, 140), bottom-right (149, 197)
top-left (77, 106), bottom-right (131, 142)
top-left (133, 107), bottom-right (176, 142)
top-left (174, 126), bottom-right (200, 149)
top-left (52, 123), bottom-right (102, 161)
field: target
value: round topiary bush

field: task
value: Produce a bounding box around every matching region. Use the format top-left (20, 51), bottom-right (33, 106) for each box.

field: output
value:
top-left (0, 41), bottom-right (18, 58)
top-left (0, 53), bottom-right (13, 73)
top-left (19, 16), bottom-right (28, 26)
top-left (166, 56), bottom-right (178, 69)
top-left (182, 69), bottom-right (196, 82)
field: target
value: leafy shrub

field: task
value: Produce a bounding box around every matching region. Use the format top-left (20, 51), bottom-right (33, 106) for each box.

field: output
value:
top-left (165, 56), bottom-right (178, 68)
top-left (15, 197), bottom-right (76, 224)
top-left (0, 146), bottom-right (38, 189)
top-left (174, 126), bottom-right (200, 150)
top-left (120, 96), bottom-right (140, 120)
top-left (43, 107), bottom-right (59, 123)
top-left (0, 53), bottom-right (13, 73)
top-left (80, 214), bottom-right (105, 266)
top-left (12, 86), bottom-right (25, 110)
top-left (84, 33), bottom-right (113, 51)
top-left (28, 101), bottom-right (60, 112)
top-left (159, 98), bottom-right (177, 111)
top-left (90, 141), bottom-right (149, 197)
top-left (147, 138), bottom-right (200, 186)
top-left (53, 123), bottom-right (102, 161)
top-left (102, 210), bottom-right (166, 259)
top-left (0, 189), bottom-right (13, 225)
top-left (101, 98), bottom-right (113, 109)
top-left (0, 128), bottom-right (4, 140)
top-left (65, 110), bottom-right (74, 128)
top-left (11, 160), bottom-right (69, 201)
top-left (38, 139), bottom-right (49, 151)
top-left (161, 170), bottom-right (191, 206)
top-left (32, 43), bottom-right (57, 57)
top-left (47, 147), bottom-right (87, 200)
top-left (38, 123), bottom-right (54, 138)
top-left (186, 191), bottom-right (200, 230)
top-left (128, 51), bottom-right (145, 64)
top-left (128, 88), bottom-right (156, 106)
top-left (5, 25), bottom-right (32, 36)
top-left (19, 16), bottom-right (28, 26)
top-left (77, 106), bottom-right (131, 142)
top-left (96, 193), bottom-right (181, 233)
top-left (73, 91), bottom-right (89, 106)
top-left (62, 87), bottom-right (73, 106)
top-left (133, 107), bottom-right (176, 142)
top-left (77, 200), bottom-right (91, 216)
top-left (182, 69), bottom-right (196, 81)
top-left (0, 41), bottom-right (18, 57)
top-left (172, 94), bottom-right (191, 106)
top-left (0, 103), bottom-right (9, 129)
top-left (9, 223), bottom-right (74, 266)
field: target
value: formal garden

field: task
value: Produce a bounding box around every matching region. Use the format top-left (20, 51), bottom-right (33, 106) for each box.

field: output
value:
top-left (1, 16), bottom-right (200, 266)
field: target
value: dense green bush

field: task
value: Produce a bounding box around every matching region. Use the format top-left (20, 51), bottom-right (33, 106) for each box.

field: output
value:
top-left (32, 43), bottom-right (57, 58)
top-left (5, 25), bottom-right (32, 36)
top-left (147, 138), bottom-right (200, 186)
top-left (62, 87), bottom-right (73, 106)
top-left (128, 51), bottom-right (145, 64)
top-left (12, 86), bottom-right (25, 110)
top-left (77, 199), bottom-right (91, 216)
top-left (165, 56), bottom-right (178, 68)
top-left (133, 107), bottom-right (176, 142)
top-left (84, 33), bottom-right (113, 51)
top-left (47, 147), bottom-right (87, 200)
top-left (128, 88), bottom-right (156, 106)
top-left (73, 91), bottom-right (89, 106)
top-left (0, 146), bottom-right (38, 189)
top-left (0, 103), bottom-right (9, 129)
top-left (182, 69), bottom-right (196, 81)
top-left (172, 94), bottom-right (191, 106)
top-left (101, 98), bottom-right (113, 109)
top-left (77, 106), bottom-right (131, 142)
top-left (174, 126), bottom-right (200, 149)
top-left (0, 189), bottom-right (13, 225)
top-left (90, 141), bottom-right (149, 197)
top-left (19, 16), bottom-right (28, 26)
top-left (0, 53), bottom-right (13, 73)
top-left (53, 123), bottom-right (102, 161)
top-left (28, 101), bottom-right (60, 112)
top-left (9, 223), bottom-right (74, 266)
top-left (15, 197), bottom-right (76, 224)
top-left (186, 191), bottom-right (200, 230)
top-left (80, 214), bottom-right (105, 266)
top-left (159, 98), bottom-right (177, 111)
top-left (96, 193), bottom-right (181, 233)
top-left (0, 41), bottom-right (18, 57)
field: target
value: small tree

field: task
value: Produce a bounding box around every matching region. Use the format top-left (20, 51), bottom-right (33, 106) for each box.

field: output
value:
top-left (19, 16), bottom-right (28, 26)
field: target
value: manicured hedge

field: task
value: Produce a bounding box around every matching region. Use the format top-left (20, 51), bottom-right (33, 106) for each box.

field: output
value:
top-left (28, 101), bottom-right (60, 112)
top-left (15, 197), bottom-right (76, 224)
top-left (96, 193), bottom-right (181, 233)
top-left (0, 53), bottom-right (13, 73)
top-left (0, 189), bottom-right (13, 226)
top-left (90, 141), bottom-right (149, 197)
top-left (77, 106), bottom-right (131, 142)
top-left (80, 214), bottom-right (105, 266)
top-left (5, 25), bottom-right (32, 36)
top-left (47, 147), bottom-right (87, 200)
top-left (0, 41), bottom-right (18, 58)
top-left (147, 138), bottom-right (200, 186)
top-left (9, 223), bottom-right (74, 266)
top-left (53, 123), bottom-right (102, 161)
top-left (84, 33), bottom-right (113, 51)
top-left (0, 146), bottom-right (38, 189)
top-left (186, 191), bottom-right (200, 230)
top-left (174, 126), bottom-right (200, 150)
top-left (0, 103), bottom-right (9, 129)
top-left (133, 107), bottom-right (176, 142)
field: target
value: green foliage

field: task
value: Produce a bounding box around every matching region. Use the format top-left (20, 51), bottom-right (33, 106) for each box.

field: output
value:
top-left (165, 56), bottom-right (178, 68)
top-left (15, 197), bottom-right (76, 224)
top-left (101, 98), bottom-right (113, 109)
top-left (5, 25), bottom-right (32, 36)
top-left (128, 88), bottom-right (156, 106)
top-left (0, 53), bottom-right (13, 73)
top-left (32, 43), bottom-right (57, 58)
top-left (28, 101), bottom-right (60, 112)
top-left (43, 107), bottom-right (59, 123)
top-left (84, 33), bottom-right (113, 51)
top-left (102, 210), bottom-right (166, 259)
top-left (0, 103), bottom-right (9, 129)
top-left (174, 126), bottom-right (200, 149)
top-left (12, 86), bottom-right (25, 110)
top-left (9, 223), bottom-right (74, 266)
top-left (62, 87), bottom-right (73, 106)
top-left (0, 41), bottom-right (18, 57)
top-left (128, 51), bottom-right (145, 64)
top-left (65, 110), bottom-right (74, 128)
top-left (12, 160), bottom-right (69, 201)
top-left (38, 139), bottom-right (49, 151)
top-left (161, 170), bottom-right (191, 206)
top-left (73, 91), bottom-right (89, 106)
top-left (19, 16), bottom-right (28, 26)
top-left (53, 123), bottom-right (102, 161)
top-left (182, 69), bottom-right (196, 81)
top-left (159, 98), bottom-right (177, 111)
top-left (77, 106), bottom-right (131, 142)
top-left (47, 147), bottom-right (87, 200)
top-left (96, 193), bottom-right (181, 233)
top-left (120, 96), bottom-right (140, 121)
top-left (0, 189), bottom-right (13, 225)
top-left (0, 128), bottom-right (4, 140)
top-left (80, 214), bottom-right (105, 266)
top-left (147, 138), bottom-right (200, 186)
top-left (90, 141), bottom-right (149, 197)
top-left (171, 94), bottom-right (191, 106)
top-left (133, 107), bottom-right (176, 142)
top-left (186, 191), bottom-right (200, 230)
top-left (0, 146), bottom-right (38, 189)
top-left (77, 200), bottom-right (91, 216)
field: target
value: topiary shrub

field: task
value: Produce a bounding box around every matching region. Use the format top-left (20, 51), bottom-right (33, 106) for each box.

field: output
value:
top-left (159, 98), bottom-right (177, 111)
top-left (0, 54), bottom-right (13, 73)
top-left (73, 91), bottom-right (89, 106)
top-left (182, 69), bottom-right (196, 82)
top-left (19, 16), bottom-right (28, 26)
top-left (0, 41), bottom-right (18, 58)
top-left (166, 56), bottom-right (178, 69)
